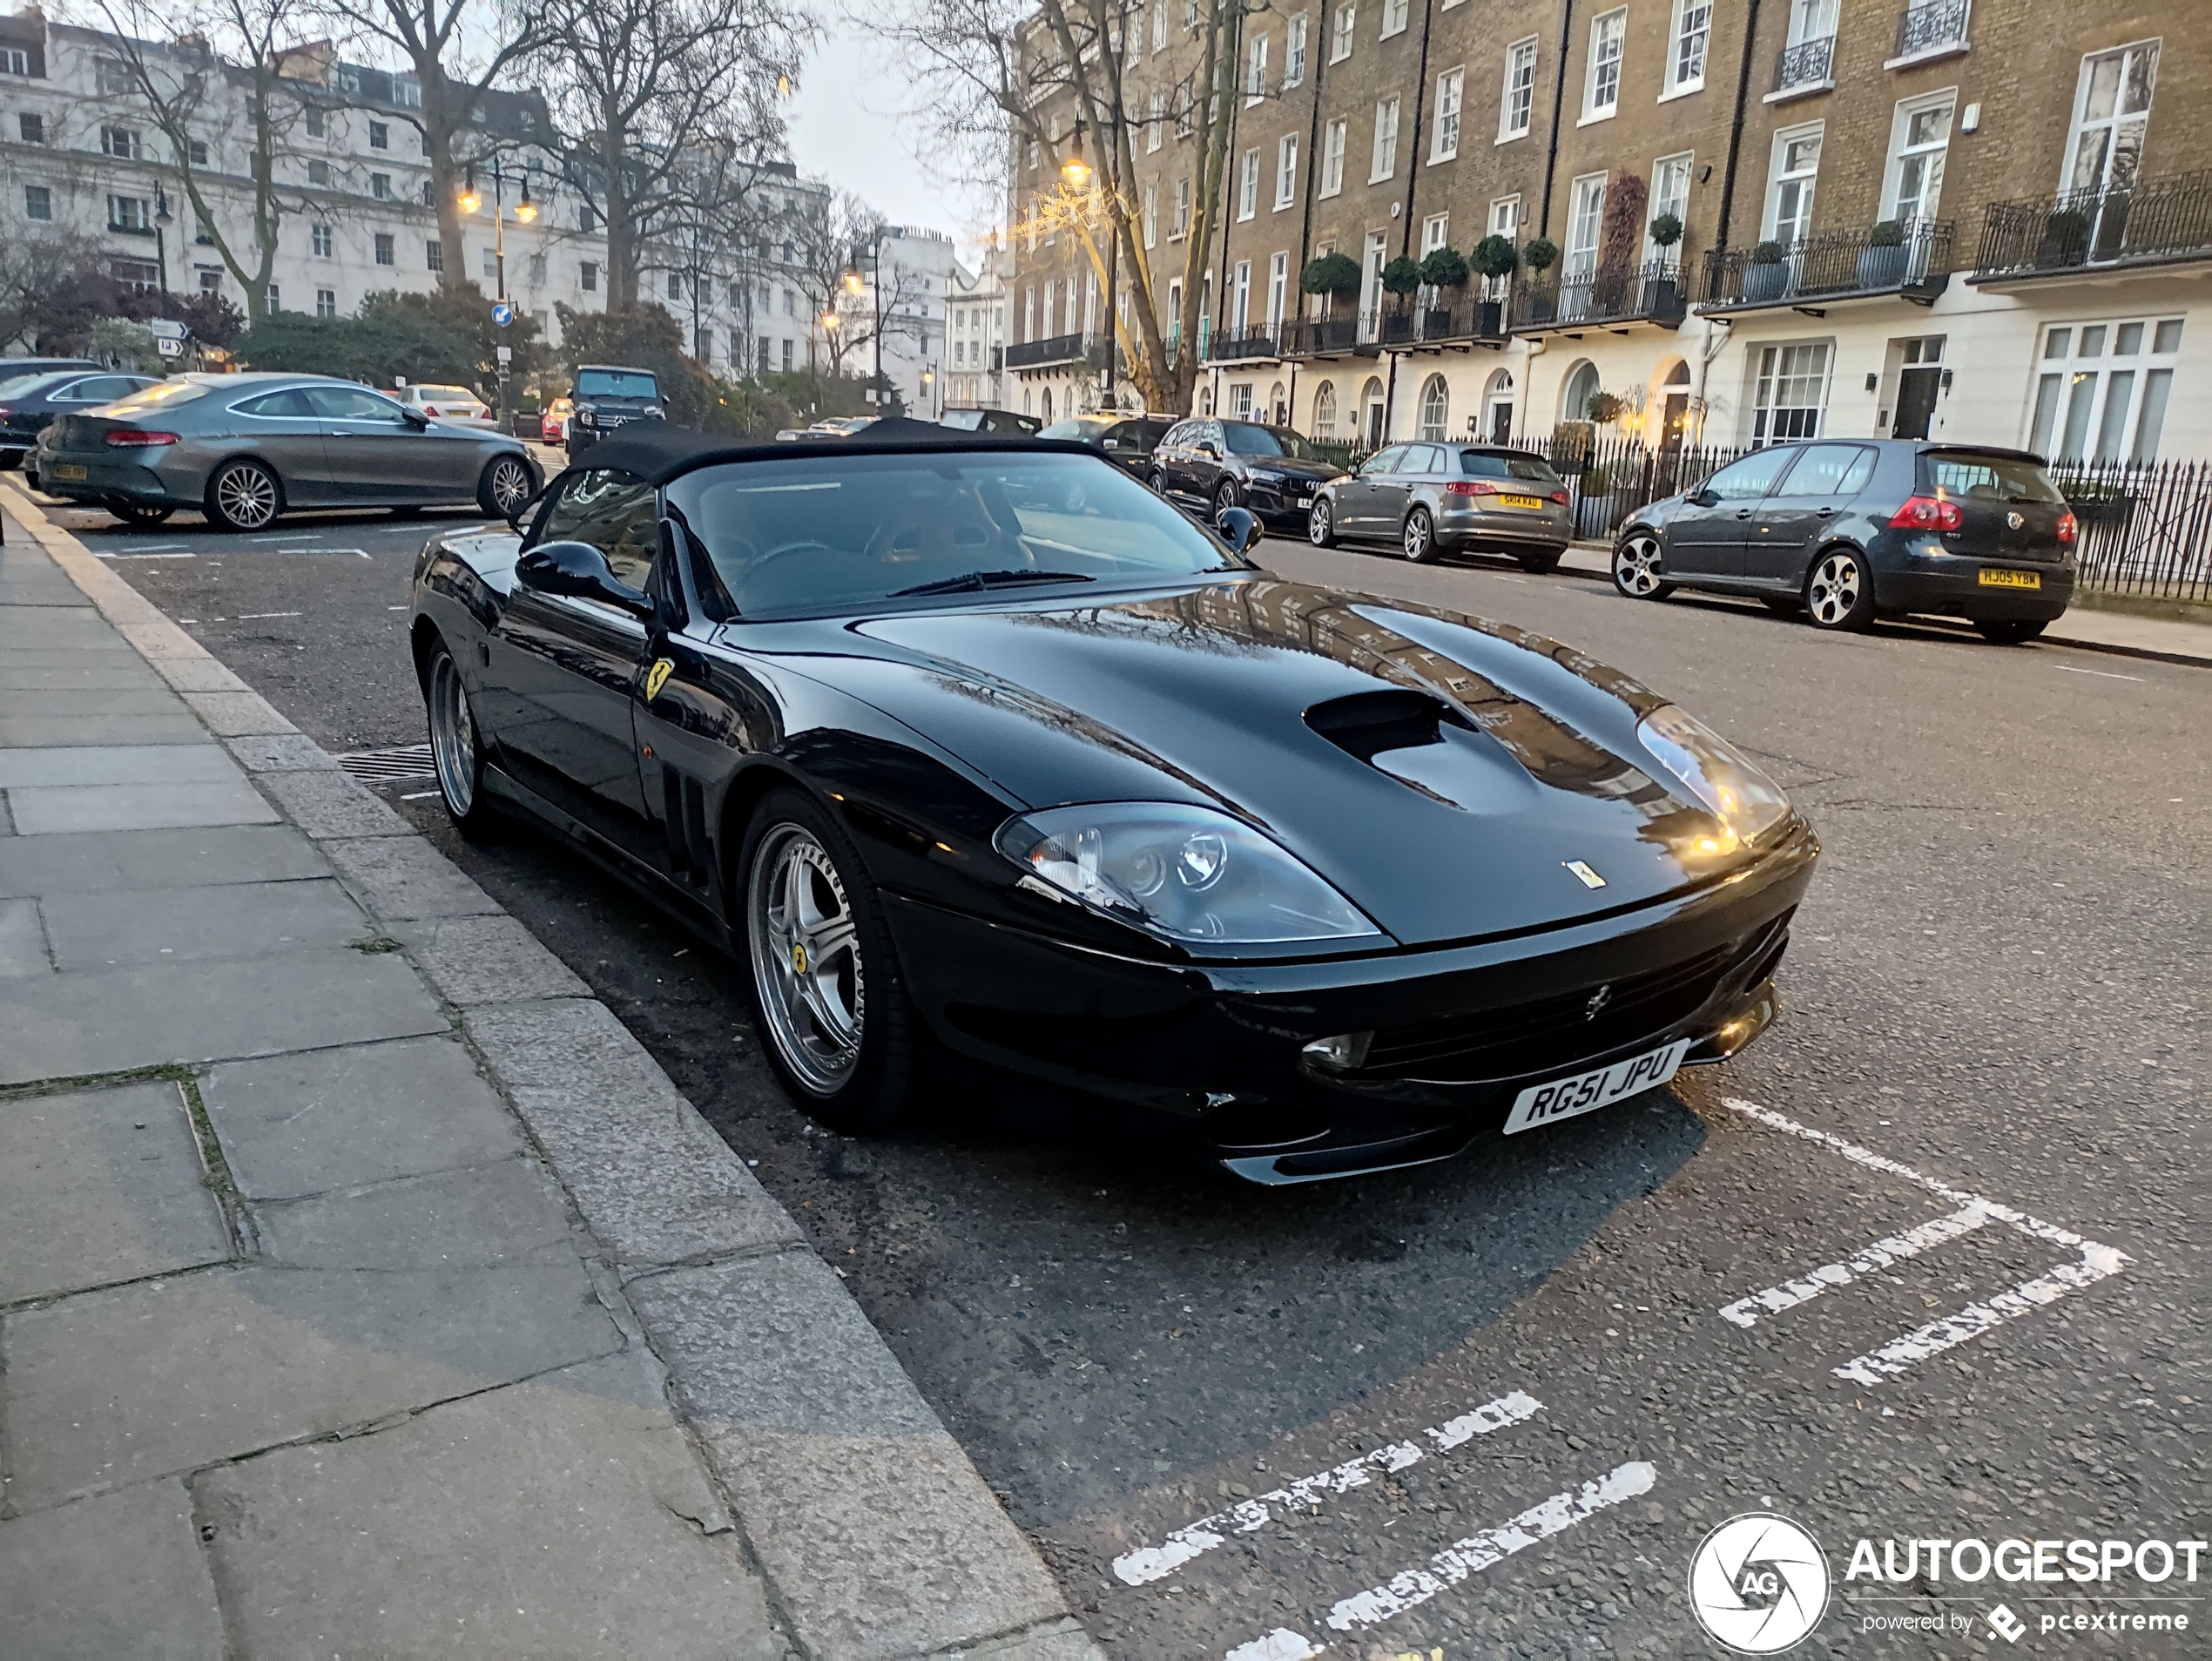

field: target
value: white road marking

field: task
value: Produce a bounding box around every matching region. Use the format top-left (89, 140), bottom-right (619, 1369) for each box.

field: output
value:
top-left (111, 542), bottom-right (185, 551)
top-left (1718, 1203), bottom-right (1998, 1327)
top-left (1721, 1098), bottom-right (2129, 1384)
top-left (104, 550), bottom-right (196, 559)
top-left (234, 611), bottom-right (303, 619)
top-left (252, 532), bottom-right (318, 542)
top-left (1222, 1461), bottom-right (1657, 1658)
top-left (1113, 1391), bottom-right (1542, 1586)
top-left (2054, 663), bottom-right (2144, 682)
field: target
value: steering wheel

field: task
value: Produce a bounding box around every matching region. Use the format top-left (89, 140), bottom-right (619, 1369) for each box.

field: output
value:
top-left (745, 539), bottom-right (839, 576)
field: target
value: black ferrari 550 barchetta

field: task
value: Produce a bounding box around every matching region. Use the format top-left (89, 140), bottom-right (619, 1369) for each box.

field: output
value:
top-left (409, 420), bottom-right (1817, 1183)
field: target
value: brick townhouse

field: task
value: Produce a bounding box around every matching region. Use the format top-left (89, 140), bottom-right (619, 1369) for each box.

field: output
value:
top-left (1009, 0), bottom-right (2209, 464)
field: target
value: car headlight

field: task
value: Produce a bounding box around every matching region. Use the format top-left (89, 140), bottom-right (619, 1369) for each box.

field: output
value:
top-left (1247, 469), bottom-right (1286, 487)
top-left (995, 802), bottom-right (1381, 945)
top-left (575, 407), bottom-right (596, 426)
top-left (1636, 706), bottom-right (1792, 850)
top-left (644, 404), bottom-right (664, 418)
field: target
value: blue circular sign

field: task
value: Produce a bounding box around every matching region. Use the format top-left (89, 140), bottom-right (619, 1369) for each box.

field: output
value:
top-left (491, 302), bottom-right (515, 327)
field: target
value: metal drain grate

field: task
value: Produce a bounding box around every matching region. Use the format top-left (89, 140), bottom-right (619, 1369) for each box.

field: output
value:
top-left (338, 743), bottom-right (437, 783)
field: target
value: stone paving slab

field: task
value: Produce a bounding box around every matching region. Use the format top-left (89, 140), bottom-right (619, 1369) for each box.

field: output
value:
top-left (0, 822), bottom-right (327, 898)
top-left (253, 1157), bottom-right (577, 1269)
top-left (0, 895), bottom-right (46, 975)
top-left (0, 949), bottom-right (448, 1084)
top-left (257, 766), bottom-right (412, 838)
top-left (6, 778), bottom-right (278, 834)
top-left (145, 655), bottom-right (253, 694)
top-left (394, 912), bottom-right (593, 1006)
top-left (38, 877), bottom-right (369, 970)
top-left (2, 1256), bottom-right (623, 1509)
top-left (178, 688), bottom-right (296, 738)
top-left (193, 1352), bottom-right (780, 1660)
top-left (0, 661), bottom-right (170, 692)
top-left (221, 732), bottom-right (343, 773)
top-left (0, 1079), bottom-right (230, 1305)
top-left (0, 746), bottom-right (237, 788)
top-left (201, 1035), bottom-right (529, 1200)
top-left (0, 1478), bottom-right (225, 1661)
top-left (0, 713), bottom-right (212, 746)
top-left (317, 833), bottom-right (506, 919)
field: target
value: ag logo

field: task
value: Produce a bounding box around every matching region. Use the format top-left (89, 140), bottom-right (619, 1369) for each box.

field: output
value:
top-left (644, 658), bottom-right (675, 700)
top-left (1688, 1513), bottom-right (1831, 1653)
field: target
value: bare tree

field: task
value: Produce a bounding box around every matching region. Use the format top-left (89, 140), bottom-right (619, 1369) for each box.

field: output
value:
top-left (87, 0), bottom-right (313, 323)
top-left (873, 0), bottom-right (1247, 415)
top-left (529, 0), bottom-right (808, 307)
top-left (775, 192), bottom-right (933, 381)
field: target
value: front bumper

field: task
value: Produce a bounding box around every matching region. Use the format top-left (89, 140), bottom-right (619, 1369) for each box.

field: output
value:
top-left (881, 820), bottom-right (1817, 1182)
top-left (1880, 548), bottom-right (2074, 621)
top-left (1244, 478), bottom-right (1335, 523)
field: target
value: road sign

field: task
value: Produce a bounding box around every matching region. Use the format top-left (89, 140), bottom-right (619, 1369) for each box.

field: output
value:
top-left (147, 317), bottom-right (186, 341)
top-left (490, 301), bottom-right (515, 327)
top-left (496, 345), bottom-right (512, 364)
top-left (156, 338), bottom-right (183, 357)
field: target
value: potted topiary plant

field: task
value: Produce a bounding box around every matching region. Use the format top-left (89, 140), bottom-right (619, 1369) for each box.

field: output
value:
top-left (1858, 219), bottom-right (1908, 290)
top-left (1472, 234), bottom-right (1517, 334)
top-left (2037, 208), bottom-right (2091, 269)
top-left (1300, 251), bottom-right (1363, 300)
top-left (1646, 211), bottom-right (1685, 314)
top-left (1585, 391), bottom-right (1624, 427)
top-left (1415, 246), bottom-right (1467, 339)
top-left (1521, 237), bottom-right (1558, 322)
top-left (1745, 239), bottom-right (1789, 301)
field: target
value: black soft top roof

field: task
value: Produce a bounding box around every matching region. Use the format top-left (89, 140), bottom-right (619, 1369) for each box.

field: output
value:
top-left (546, 417), bottom-right (1071, 490)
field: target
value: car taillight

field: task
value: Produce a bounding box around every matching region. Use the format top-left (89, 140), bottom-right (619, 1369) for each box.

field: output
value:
top-left (2057, 510), bottom-right (2078, 545)
top-left (423, 405), bottom-right (441, 415)
top-left (1444, 479), bottom-right (1497, 496)
top-left (105, 429), bottom-right (179, 447)
top-left (1889, 494), bottom-right (1963, 533)
top-left (1549, 489), bottom-right (1570, 505)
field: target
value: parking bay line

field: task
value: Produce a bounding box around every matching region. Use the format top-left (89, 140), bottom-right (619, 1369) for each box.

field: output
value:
top-left (1222, 1461), bottom-right (1658, 1660)
top-left (1719, 1097), bottom-right (2129, 1386)
top-left (1112, 1390), bottom-right (1543, 1587)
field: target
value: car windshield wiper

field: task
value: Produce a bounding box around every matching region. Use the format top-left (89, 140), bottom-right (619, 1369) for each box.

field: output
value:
top-left (889, 570), bottom-right (1096, 597)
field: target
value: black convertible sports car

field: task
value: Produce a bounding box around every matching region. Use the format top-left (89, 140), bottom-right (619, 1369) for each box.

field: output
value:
top-left (409, 420), bottom-right (1817, 1183)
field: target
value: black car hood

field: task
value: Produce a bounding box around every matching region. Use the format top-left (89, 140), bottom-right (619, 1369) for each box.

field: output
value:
top-left (771, 577), bottom-right (1749, 948)
top-left (1240, 456), bottom-right (1344, 481)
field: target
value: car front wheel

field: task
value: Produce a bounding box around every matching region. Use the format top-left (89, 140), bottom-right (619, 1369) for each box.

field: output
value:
top-left (1804, 548), bottom-right (1875, 630)
top-left (1402, 506), bottom-right (1438, 564)
top-left (205, 458), bottom-right (283, 531)
top-left (1309, 496), bottom-right (1337, 547)
top-left (425, 638), bottom-right (497, 838)
top-left (477, 453), bottom-right (536, 518)
top-left (1612, 530), bottom-right (1674, 599)
top-left (1213, 480), bottom-right (1240, 522)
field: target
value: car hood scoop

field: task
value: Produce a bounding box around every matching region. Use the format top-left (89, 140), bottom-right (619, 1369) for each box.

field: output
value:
top-left (818, 577), bottom-right (1730, 946)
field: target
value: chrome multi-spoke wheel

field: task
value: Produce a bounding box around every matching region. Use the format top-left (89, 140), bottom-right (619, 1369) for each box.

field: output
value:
top-left (748, 823), bottom-right (866, 1097)
top-left (1402, 507), bottom-right (1434, 563)
top-left (1308, 496), bottom-right (1335, 547)
top-left (207, 460), bottom-right (280, 530)
top-left (1612, 531), bottom-right (1671, 598)
top-left (1804, 550), bottom-right (1869, 629)
top-left (428, 647), bottom-right (478, 820)
top-left (481, 455), bottom-right (534, 517)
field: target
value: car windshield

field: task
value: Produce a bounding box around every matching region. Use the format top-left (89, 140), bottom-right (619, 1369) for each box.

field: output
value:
top-left (674, 451), bottom-right (1244, 620)
top-left (1922, 450), bottom-right (2065, 504)
top-left (101, 380), bottom-right (211, 415)
top-left (577, 369), bottom-right (658, 399)
top-left (1221, 422), bottom-right (1320, 459)
top-left (1461, 450), bottom-right (1561, 483)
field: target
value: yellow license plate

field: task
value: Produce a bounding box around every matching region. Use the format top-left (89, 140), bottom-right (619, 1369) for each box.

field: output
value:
top-left (51, 463), bottom-right (88, 481)
top-left (1978, 568), bottom-right (2040, 590)
top-left (1497, 494), bottom-right (1546, 510)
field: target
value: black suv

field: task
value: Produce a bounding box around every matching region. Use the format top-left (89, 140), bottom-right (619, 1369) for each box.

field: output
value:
top-left (1151, 418), bottom-right (1346, 528)
top-left (566, 365), bottom-right (664, 458)
top-left (940, 407), bottom-right (1042, 436)
top-left (1038, 414), bottom-right (1176, 477)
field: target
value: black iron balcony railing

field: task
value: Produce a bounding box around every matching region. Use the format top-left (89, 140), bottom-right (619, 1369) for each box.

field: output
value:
top-left (1207, 327), bottom-right (1280, 362)
top-left (1894, 0), bottom-right (1968, 58)
top-left (1278, 315), bottom-right (1363, 357)
top-left (1003, 332), bottom-right (1087, 369)
top-left (1973, 172), bottom-right (2212, 280)
top-left (1774, 34), bottom-right (1834, 92)
top-left (1702, 219), bottom-right (1952, 308)
top-left (1376, 295), bottom-right (1514, 346)
top-left (1510, 260), bottom-right (1689, 331)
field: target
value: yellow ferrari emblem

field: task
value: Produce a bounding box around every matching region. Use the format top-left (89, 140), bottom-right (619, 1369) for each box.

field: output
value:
top-left (644, 658), bottom-right (674, 700)
top-left (791, 942), bottom-right (808, 974)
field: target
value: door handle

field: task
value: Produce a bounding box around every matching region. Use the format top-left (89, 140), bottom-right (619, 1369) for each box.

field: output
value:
top-left (1815, 507), bottom-right (1838, 518)
top-left (1735, 508), bottom-right (1754, 519)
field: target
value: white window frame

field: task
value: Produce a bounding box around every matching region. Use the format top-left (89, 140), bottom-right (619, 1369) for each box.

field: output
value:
top-left (1564, 172), bottom-right (1607, 278)
top-left (1884, 91), bottom-right (1955, 225)
top-left (1664, 0), bottom-right (1712, 98)
top-left (1380, 0), bottom-right (1408, 38)
top-left (1275, 132), bottom-right (1298, 208)
top-left (1172, 175), bottom-right (1190, 238)
top-left (1649, 151), bottom-right (1692, 262)
top-left (1267, 251), bottom-right (1290, 327)
top-left (1232, 260), bottom-right (1251, 331)
top-left (311, 222), bottom-right (334, 258)
top-left (1319, 117), bottom-right (1347, 196)
top-left (1285, 12), bottom-right (1308, 85)
top-left (1330, 3), bottom-right (1355, 64)
top-left (1500, 37), bottom-right (1538, 140)
top-left (1750, 340), bottom-right (1832, 445)
top-left (1238, 146), bottom-right (1260, 219)
top-left (1246, 32), bottom-right (1269, 103)
top-left (1148, 90), bottom-right (1163, 152)
top-left (1370, 95), bottom-right (1399, 181)
top-left (2027, 314), bottom-right (2183, 463)
top-left (1582, 9), bottom-right (1627, 124)
top-left (1143, 180), bottom-right (1158, 246)
top-left (1431, 66), bottom-right (1463, 161)
top-left (1763, 122), bottom-right (1824, 244)
top-left (1153, 0), bottom-right (1168, 52)
top-left (2062, 39), bottom-right (2159, 198)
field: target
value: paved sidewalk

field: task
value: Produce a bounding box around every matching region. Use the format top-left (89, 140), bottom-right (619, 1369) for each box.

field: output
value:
top-left (0, 492), bottom-right (1093, 1659)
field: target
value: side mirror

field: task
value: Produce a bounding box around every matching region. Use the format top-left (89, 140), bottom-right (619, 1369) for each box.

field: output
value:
top-left (516, 541), bottom-right (655, 618)
top-left (1215, 505), bottom-right (1264, 553)
top-left (401, 408), bottom-right (429, 429)
top-left (1199, 443), bottom-right (1222, 460)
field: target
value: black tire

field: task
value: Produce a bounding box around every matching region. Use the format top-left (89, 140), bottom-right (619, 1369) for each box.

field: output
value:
top-left (423, 637), bottom-right (499, 840)
top-left (476, 452), bottom-right (536, 519)
top-left (203, 457), bottom-right (283, 531)
top-left (1150, 469), bottom-right (1170, 496)
top-left (738, 787), bottom-right (917, 1134)
top-left (109, 502), bottom-right (174, 527)
top-left (1803, 546), bottom-right (1876, 631)
top-left (1402, 506), bottom-right (1439, 564)
top-left (1761, 595), bottom-right (1802, 616)
top-left (1975, 618), bottom-right (2047, 645)
top-left (1612, 530), bottom-right (1675, 599)
top-left (1308, 495), bottom-right (1338, 548)
top-left (1517, 546), bottom-right (1562, 575)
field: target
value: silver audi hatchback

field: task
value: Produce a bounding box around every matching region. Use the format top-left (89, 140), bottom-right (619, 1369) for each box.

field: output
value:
top-left (1310, 442), bottom-right (1573, 571)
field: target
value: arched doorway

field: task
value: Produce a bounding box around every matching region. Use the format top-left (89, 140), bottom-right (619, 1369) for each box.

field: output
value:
top-left (1200, 383), bottom-right (1215, 415)
top-left (1417, 374), bottom-right (1449, 441)
top-left (1312, 380), bottom-right (1339, 440)
top-left (1360, 376), bottom-right (1386, 448)
top-left (1041, 386), bottom-right (1053, 422)
top-left (1483, 369), bottom-right (1516, 444)
top-left (1560, 360), bottom-right (1601, 427)
top-left (1656, 359), bottom-right (1693, 450)
top-left (1269, 381), bottom-right (1287, 424)
top-left (1022, 386), bottom-right (1033, 414)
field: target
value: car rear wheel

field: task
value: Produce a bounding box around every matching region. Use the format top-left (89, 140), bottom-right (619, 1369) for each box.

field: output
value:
top-left (1213, 480), bottom-right (1240, 523)
top-left (1150, 469), bottom-right (1169, 496)
top-left (1612, 530), bottom-right (1674, 599)
top-left (1804, 548), bottom-right (1875, 631)
top-left (424, 638), bottom-right (497, 838)
top-left (1308, 496), bottom-right (1337, 548)
top-left (1975, 618), bottom-right (2047, 645)
top-left (741, 788), bottom-right (916, 1134)
top-left (1518, 546), bottom-right (1561, 575)
top-left (205, 458), bottom-right (282, 531)
top-left (476, 454), bottom-right (535, 518)
top-left (109, 502), bottom-right (173, 527)
top-left (1402, 507), bottom-right (1438, 564)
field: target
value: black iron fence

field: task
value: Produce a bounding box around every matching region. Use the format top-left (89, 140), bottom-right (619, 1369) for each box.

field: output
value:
top-left (2049, 457), bottom-right (2212, 602)
top-left (1703, 220), bottom-right (1952, 307)
top-left (1509, 434), bottom-right (1747, 538)
top-left (1973, 171), bottom-right (2212, 278)
top-left (1004, 332), bottom-right (1088, 370)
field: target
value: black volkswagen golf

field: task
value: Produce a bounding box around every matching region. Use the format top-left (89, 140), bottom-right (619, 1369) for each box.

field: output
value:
top-left (1610, 440), bottom-right (2076, 643)
top-left (411, 421), bottom-right (1816, 1183)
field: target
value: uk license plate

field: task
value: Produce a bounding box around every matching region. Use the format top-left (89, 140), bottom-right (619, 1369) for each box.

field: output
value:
top-left (1501, 1038), bottom-right (1693, 1135)
top-left (51, 463), bottom-right (87, 481)
top-left (1498, 493), bottom-right (1546, 510)
top-left (1296, 496), bottom-right (1313, 509)
top-left (1978, 567), bottom-right (2040, 589)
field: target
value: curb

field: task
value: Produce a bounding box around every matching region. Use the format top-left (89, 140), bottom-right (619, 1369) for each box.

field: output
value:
top-left (0, 481), bottom-right (1099, 1661)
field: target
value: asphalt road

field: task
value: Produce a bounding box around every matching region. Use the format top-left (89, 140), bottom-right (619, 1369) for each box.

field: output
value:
top-left (69, 488), bottom-right (2209, 1658)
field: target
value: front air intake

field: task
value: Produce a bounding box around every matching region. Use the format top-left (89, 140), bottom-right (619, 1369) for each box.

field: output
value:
top-left (1302, 689), bottom-right (1473, 764)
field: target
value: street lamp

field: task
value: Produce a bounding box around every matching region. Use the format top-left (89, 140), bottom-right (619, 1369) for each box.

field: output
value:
top-left (152, 183), bottom-right (172, 297)
top-left (458, 161), bottom-right (547, 433)
top-left (1061, 121), bottom-right (1116, 408)
top-left (842, 230), bottom-right (889, 410)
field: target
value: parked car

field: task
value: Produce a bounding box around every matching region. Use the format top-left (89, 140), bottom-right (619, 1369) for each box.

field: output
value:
top-left (1, 369), bottom-right (159, 474)
top-left (408, 422), bottom-right (1814, 1181)
top-left (1310, 443), bottom-right (1573, 571)
top-left (565, 364), bottom-right (664, 457)
top-left (1038, 413), bottom-right (1177, 477)
top-left (1610, 441), bottom-right (2076, 643)
top-left (0, 356), bottom-right (102, 388)
top-left (32, 372), bottom-right (542, 530)
top-left (395, 382), bottom-right (496, 429)
top-left (541, 397), bottom-right (573, 444)
top-left (1150, 418), bottom-right (1346, 528)
top-left (940, 406), bottom-right (1042, 436)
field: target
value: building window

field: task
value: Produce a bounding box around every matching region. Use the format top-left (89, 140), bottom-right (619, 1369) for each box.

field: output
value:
top-left (316, 287), bottom-right (337, 318)
top-left (17, 112), bottom-right (42, 143)
top-left (1381, 0), bottom-right (1408, 37)
top-left (529, 253), bottom-right (546, 285)
top-left (1668, 0), bottom-right (1711, 94)
top-left (698, 327), bottom-right (713, 361)
top-left (1267, 250), bottom-right (1289, 327)
top-left (0, 45), bottom-right (29, 76)
top-left (1564, 173), bottom-right (1606, 280)
top-left (1764, 125), bottom-right (1823, 244)
top-left (2027, 316), bottom-right (2182, 463)
top-left (368, 119), bottom-right (388, 149)
top-left (1285, 12), bottom-right (1308, 84)
top-left (1319, 118), bottom-right (1347, 195)
top-left (306, 105), bottom-right (325, 138)
top-left (782, 339), bottom-right (793, 372)
top-left (24, 184), bottom-right (51, 220)
top-left (1370, 96), bottom-right (1399, 181)
top-left (1275, 132), bottom-right (1298, 207)
top-left (1561, 359), bottom-right (1602, 423)
top-left (1330, 2), bottom-right (1355, 64)
top-left (309, 223), bottom-right (332, 258)
top-left (1886, 95), bottom-right (1953, 224)
top-left (1501, 39), bottom-right (1538, 139)
top-left (1649, 152), bottom-right (1692, 262)
top-left (100, 125), bottom-right (140, 159)
top-left (1231, 260), bottom-right (1251, 331)
top-left (187, 138), bottom-right (209, 166)
top-left (1432, 67), bottom-right (1463, 160)
top-left (1148, 89), bottom-right (1163, 152)
top-left (1246, 33), bottom-right (1268, 101)
top-left (374, 233), bottom-right (395, 266)
top-left (1584, 10), bottom-right (1626, 121)
top-left (1172, 175), bottom-right (1190, 237)
top-left (1236, 147), bottom-right (1259, 219)
top-left (199, 269), bottom-right (221, 294)
top-left (1418, 374), bottom-right (1449, 440)
top-left (1153, 0), bottom-right (1168, 51)
top-left (1751, 341), bottom-right (1831, 443)
top-left (308, 159), bottom-right (330, 187)
top-left (108, 193), bottom-right (149, 231)
top-left (96, 57), bottom-right (133, 94)
top-left (2064, 41), bottom-right (2157, 199)
top-left (196, 217), bottom-right (215, 245)
top-left (1176, 75), bottom-right (1195, 137)
top-left (581, 261), bottom-right (597, 292)
top-left (266, 284), bottom-right (280, 309)
top-left (1143, 180), bottom-right (1158, 246)
top-left (1421, 212), bottom-right (1450, 259)
top-left (426, 239), bottom-right (442, 272)
top-left (1313, 379), bottom-right (1339, 438)
top-left (370, 172), bottom-right (390, 200)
